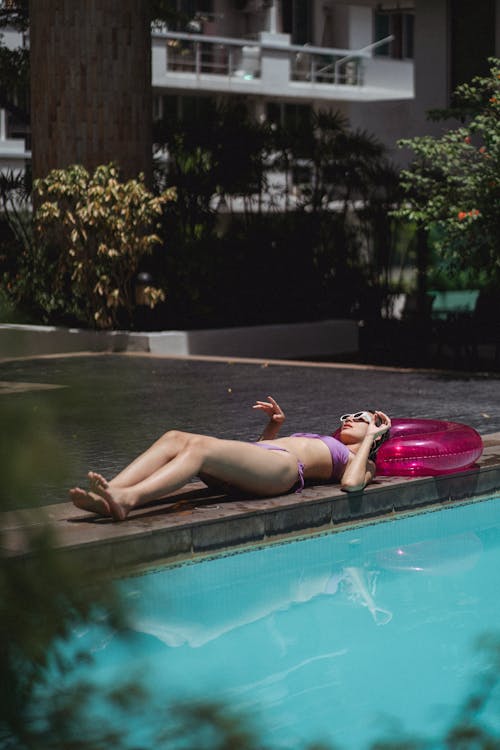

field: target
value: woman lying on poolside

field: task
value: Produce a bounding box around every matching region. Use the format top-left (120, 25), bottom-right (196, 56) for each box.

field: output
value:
top-left (70, 397), bottom-right (391, 521)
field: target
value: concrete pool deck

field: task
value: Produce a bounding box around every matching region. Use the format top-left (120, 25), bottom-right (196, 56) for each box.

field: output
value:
top-left (4, 431), bottom-right (500, 575)
top-left (2, 349), bottom-right (500, 575)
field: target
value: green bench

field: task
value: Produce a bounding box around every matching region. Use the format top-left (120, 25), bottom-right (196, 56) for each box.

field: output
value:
top-left (429, 289), bottom-right (480, 320)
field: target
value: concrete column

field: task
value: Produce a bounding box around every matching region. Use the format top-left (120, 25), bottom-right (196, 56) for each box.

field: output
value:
top-left (267, 1), bottom-right (283, 34)
top-left (259, 31), bottom-right (291, 93)
top-left (152, 35), bottom-right (166, 80)
top-left (414, 0), bottom-right (449, 111)
top-left (0, 109), bottom-right (6, 141)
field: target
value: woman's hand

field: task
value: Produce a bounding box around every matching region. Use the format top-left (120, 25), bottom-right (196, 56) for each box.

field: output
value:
top-left (253, 396), bottom-right (285, 441)
top-left (367, 410), bottom-right (391, 438)
top-left (253, 396), bottom-right (285, 425)
top-left (341, 411), bottom-right (391, 493)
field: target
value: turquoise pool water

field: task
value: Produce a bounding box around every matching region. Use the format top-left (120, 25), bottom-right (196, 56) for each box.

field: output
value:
top-left (65, 497), bottom-right (500, 748)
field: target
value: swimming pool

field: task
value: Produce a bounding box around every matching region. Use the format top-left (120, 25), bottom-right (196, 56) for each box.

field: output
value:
top-left (60, 495), bottom-right (500, 748)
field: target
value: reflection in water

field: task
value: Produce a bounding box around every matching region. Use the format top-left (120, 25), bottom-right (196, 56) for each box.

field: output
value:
top-left (128, 532), bottom-right (485, 649)
top-left (64, 499), bottom-right (500, 750)
top-left (335, 567), bottom-right (392, 625)
top-left (377, 532), bottom-right (483, 576)
top-left (127, 562), bottom-right (394, 650)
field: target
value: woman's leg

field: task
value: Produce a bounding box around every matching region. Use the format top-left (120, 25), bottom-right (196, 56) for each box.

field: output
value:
top-left (72, 430), bottom-right (193, 520)
top-left (72, 436), bottom-right (299, 521)
top-left (99, 430), bottom-right (192, 488)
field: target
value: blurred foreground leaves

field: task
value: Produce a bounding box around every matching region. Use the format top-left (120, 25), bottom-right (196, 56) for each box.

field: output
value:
top-left (1, 393), bottom-right (63, 511)
top-left (0, 388), bottom-right (264, 750)
top-left (0, 393), bottom-right (129, 748)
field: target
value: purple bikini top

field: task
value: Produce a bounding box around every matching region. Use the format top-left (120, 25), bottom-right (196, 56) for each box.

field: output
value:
top-left (290, 433), bottom-right (350, 480)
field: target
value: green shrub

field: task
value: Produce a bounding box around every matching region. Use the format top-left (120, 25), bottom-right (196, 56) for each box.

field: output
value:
top-left (29, 163), bottom-right (174, 329)
top-left (394, 58), bottom-right (500, 282)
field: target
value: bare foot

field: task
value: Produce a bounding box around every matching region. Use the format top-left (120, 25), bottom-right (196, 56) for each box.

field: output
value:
top-left (88, 470), bottom-right (109, 494)
top-left (70, 485), bottom-right (128, 521)
top-left (70, 487), bottom-right (112, 518)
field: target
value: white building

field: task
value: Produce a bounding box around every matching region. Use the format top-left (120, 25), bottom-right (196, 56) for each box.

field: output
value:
top-left (151, 0), bottom-right (500, 164)
top-left (2, 0), bottom-right (499, 172)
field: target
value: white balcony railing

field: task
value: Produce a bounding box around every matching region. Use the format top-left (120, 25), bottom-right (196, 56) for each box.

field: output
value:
top-left (152, 30), bottom-right (414, 102)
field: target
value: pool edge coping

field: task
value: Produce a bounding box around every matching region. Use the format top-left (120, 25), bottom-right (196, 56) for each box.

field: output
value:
top-left (4, 436), bottom-right (500, 576)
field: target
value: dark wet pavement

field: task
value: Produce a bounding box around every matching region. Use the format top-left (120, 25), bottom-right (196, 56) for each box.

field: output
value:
top-left (1, 353), bottom-right (499, 509)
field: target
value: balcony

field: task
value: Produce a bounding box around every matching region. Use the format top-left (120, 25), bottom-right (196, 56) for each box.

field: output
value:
top-left (152, 30), bottom-right (414, 103)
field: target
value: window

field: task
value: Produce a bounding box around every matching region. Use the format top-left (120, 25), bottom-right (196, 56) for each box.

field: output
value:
top-left (374, 10), bottom-right (414, 60)
top-left (450, 0), bottom-right (495, 91)
top-left (266, 102), bottom-right (312, 130)
top-left (282, 0), bottom-right (313, 46)
top-left (153, 94), bottom-right (217, 123)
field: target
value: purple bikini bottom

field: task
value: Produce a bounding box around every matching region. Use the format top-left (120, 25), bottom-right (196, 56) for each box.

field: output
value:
top-left (255, 433), bottom-right (350, 491)
top-left (254, 442), bottom-right (305, 492)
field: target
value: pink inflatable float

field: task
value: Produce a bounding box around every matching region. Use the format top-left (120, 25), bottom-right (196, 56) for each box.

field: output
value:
top-left (375, 418), bottom-right (483, 477)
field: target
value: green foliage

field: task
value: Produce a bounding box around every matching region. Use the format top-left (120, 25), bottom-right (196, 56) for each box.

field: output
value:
top-left (149, 0), bottom-right (192, 30)
top-left (160, 702), bottom-right (262, 749)
top-left (0, 168), bottom-right (34, 323)
top-left (427, 263), bottom-right (490, 292)
top-left (273, 109), bottom-right (403, 315)
top-left (154, 104), bottom-right (403, 326)
top-left (0, 0), bottom-right (29, 123)
top-left (394, 58), bottom-right (500, 281)
top-left (0, 44), bottom-right (29, 118)
top-left (154, 99), bottom-right (270, 239)
top-left (0, 165), bottom-right (31, 245)
top-left (0, 0), bottom-right (29, 32)
top-left (0, 392), bottom-right (134, 749)
top-left (22, 163), bottom-right (174, 329)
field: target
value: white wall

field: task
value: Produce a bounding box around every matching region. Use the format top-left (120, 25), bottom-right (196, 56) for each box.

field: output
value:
top-left (413, 0), bottom-right (449, 119)
top-left (347, 5), bottom-right (372, 49)
top-left (0, 321), bottom-right (359, 360)
top-left (338, 0), bottom-right (453, 163)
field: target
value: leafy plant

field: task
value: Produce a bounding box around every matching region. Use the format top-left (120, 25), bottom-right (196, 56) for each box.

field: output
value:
top-left (0, 0), bottom-right (30, 125)
top-left (154, 99), bottom-right (270, 239)
top-left (153, 104), bottom-right (403, 327)
top-left (394, 57), bottom-right (500, 282)
top-left (0, 390), bottom-right (133, 749)
top-left (0, 167), bottom-right (33, 323)
top-left (272, 109), bottom-right (403, 317)
top-left (30, 163), bottom-right (174, 329)
top-left (0, 166), bottom-right (32, 251)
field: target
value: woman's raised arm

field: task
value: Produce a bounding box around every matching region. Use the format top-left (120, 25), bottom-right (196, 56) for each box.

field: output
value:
top-left (341, 411), bottom-right (391, 492)
top-left (253, 396), bottom-right (285, 441)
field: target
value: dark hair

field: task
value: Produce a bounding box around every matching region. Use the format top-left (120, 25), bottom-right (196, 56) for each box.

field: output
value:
top-left (368, 409), bottom-right (390, 462)
top-left (369, 428), bottom-right (390, 461)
